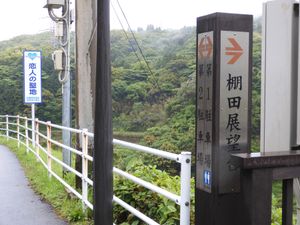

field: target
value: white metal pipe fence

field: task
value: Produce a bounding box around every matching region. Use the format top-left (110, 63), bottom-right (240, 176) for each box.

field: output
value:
top-left (0, 115), bottom-right (191, 225)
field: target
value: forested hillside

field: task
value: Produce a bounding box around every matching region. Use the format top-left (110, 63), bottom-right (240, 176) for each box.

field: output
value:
top-left (112, 23), bottom-right (261, 153)
top-left (0, 22), bottom-right (261, 152)
top-left (0, 32), bottom-right (61, 123)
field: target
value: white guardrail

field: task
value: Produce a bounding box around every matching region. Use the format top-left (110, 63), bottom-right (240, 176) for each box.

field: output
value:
top-left (0, 115), bottom-right (191, 225)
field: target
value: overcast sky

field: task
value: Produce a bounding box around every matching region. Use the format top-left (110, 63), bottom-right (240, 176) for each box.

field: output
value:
top-left (111, 0), bottom-right (267, 30)
top-left (0, 0), bottom-right (267, 41)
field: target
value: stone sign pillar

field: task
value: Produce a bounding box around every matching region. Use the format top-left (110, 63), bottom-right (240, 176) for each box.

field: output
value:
top-left (195, 13), bottom-right (252, 225)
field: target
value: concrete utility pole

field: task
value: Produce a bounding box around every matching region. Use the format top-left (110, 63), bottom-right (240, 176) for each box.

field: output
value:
top-left (75, 0), bottom-right (97, 188)
top-left (75, 0), bottom-right (96, 134)
top-left (45, 0), bottom-right (72, 171)
top-left (61, 0), bottom-right (72, 173)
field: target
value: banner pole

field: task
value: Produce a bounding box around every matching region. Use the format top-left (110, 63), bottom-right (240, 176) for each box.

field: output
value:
top-left (32, 104), bottom-right (35, 147)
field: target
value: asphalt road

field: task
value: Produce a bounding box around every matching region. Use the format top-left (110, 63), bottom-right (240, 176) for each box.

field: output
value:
top-left (0, 145), bottom-right (68, 225)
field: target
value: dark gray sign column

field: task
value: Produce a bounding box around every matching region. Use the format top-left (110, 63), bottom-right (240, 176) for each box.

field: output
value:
top-left (195, 13), bottom-right (252, 225)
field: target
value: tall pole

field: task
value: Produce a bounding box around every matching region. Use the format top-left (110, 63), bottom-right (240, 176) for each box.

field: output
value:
top-left (62, 0), bottom-right (71, 172)
top-left (93, 0), bottom-right (112, 223)
top-left (45, 0), bottom-right (72, 172)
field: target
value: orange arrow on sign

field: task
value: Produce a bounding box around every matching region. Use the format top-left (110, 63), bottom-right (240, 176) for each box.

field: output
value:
top-left (199, 36), bottom-right (213, 59)
top-left (225, 38), bottom-right (243, 64)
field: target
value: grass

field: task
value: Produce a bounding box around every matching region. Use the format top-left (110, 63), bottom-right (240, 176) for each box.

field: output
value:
top-left (0, 137), bottom-right (93, 225)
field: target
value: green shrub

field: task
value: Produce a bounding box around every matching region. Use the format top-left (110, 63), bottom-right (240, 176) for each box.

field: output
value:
top-left (113, 150), bottom-right (195, 224)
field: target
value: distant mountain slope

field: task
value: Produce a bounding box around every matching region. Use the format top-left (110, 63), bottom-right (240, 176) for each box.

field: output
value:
top-left (0, 25), bottom-right (261, 152)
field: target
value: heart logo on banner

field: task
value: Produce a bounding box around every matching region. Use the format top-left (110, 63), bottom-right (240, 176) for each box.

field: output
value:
top-left (28, 52), bottom-right (37, 60)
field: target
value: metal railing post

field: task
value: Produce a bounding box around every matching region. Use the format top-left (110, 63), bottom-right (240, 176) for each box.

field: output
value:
top-left (179, 152), bottom-right (191, 225)
top-left (17, 115), bottom-right (20, 148)
top-left (6, 115), bottom-right (8, 140)
top-left (35, 119), bottom-right (39, 161)
top-left (0, 114), bottom-right (194, 222)
top-left (25, 117), bottom-right (29, 153)
top-left (47, 121), bottom-right (52, 178)
top-left (82, 129), bottom-right (89, 210)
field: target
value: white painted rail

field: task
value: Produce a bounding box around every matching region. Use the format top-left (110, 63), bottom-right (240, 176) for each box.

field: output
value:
top-left (0, 115), bottom-right (191, 225)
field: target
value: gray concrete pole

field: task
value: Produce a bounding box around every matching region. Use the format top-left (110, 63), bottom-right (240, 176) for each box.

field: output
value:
top-left (75, 0), bottom-right (96, 188)
top-left (62, 0), bottom-right (71, 172)
top-left (75, 0), bottom-right (96, 134)
top-left (62, 77), bottom-right (71, 171)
